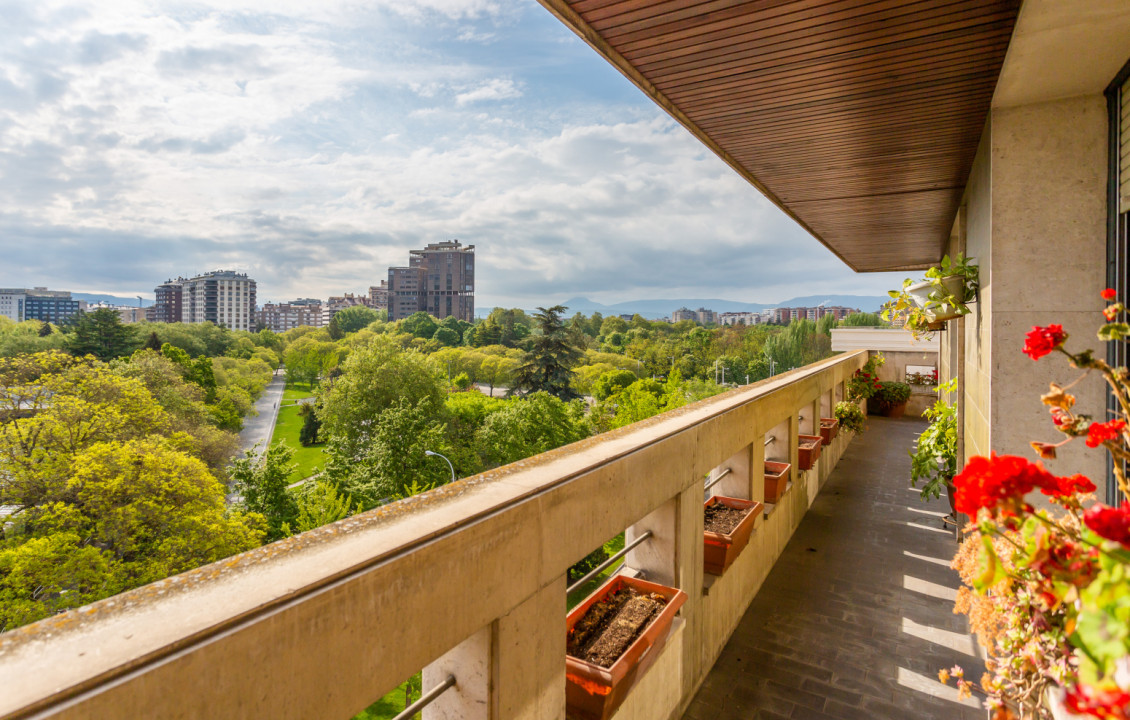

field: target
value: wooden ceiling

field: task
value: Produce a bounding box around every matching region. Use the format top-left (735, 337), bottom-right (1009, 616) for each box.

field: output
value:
top-left (539, 0), bottom-right (1023, 271)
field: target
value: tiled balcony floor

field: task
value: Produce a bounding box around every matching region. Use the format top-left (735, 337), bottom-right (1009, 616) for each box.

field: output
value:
top-left (683, 416), bottom-right (985, 720)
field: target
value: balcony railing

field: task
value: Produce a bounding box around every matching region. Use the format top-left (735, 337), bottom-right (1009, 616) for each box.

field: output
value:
top-left (0, 351), bottom-right (867, 720)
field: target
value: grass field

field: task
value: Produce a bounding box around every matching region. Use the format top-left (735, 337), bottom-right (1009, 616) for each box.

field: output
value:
top-left (354, 675), bottom-right (421, 720)
top-left (270, 387), bottom-right (326, 484)
top-left (282, 381), bottom-right (316, 402)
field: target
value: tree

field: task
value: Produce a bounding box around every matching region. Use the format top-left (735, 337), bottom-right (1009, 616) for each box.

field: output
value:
top-left (317, 336), bottom-right (446, 459)
top-left (284, 336), bottom-right (340, 387)
top-left (37, 322), bottom-right (53, 338)
top-left (841, 312), bottom-right (883, 327)
top-left (327, 315), bottom-right (345, 340)
top-left (67, 308), bottom-right (138, 360)
top-left (144, 331), bottom-right (162, 350)
top-left (475, 392), bottom-right (588, 468)
top-left (286, 480), bottom-right (354, 534)
top-left (512, 306), bottom-right (582, 400)
top-left (334, 306), bottom-right (380, 334)
top-left (230, 442), bottom-right (299, 542)
top-left (592, 368), bottom-right (637, 401)
top-left (326, 399), bottom-right (452, 509)
top-left (400, 311), bottom-right (438, 339)
top-left (452, 371), bottom-right (473, 391)
top-left (432, 326), bottom-right (461, 347)
top-left (298, 404), bottom-right (322, 446)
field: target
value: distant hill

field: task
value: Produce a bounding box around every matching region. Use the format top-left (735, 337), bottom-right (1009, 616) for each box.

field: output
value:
top-left (72, 292), bottom-right (153, 308)
top-left (474, 294), bottom-right (886, 320)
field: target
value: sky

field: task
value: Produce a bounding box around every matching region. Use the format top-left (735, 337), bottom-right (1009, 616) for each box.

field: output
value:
top-left (0, 0), bottom-right (913, 308)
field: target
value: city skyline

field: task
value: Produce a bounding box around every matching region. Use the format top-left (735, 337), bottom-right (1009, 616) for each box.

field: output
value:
top-left (0, 0), bottom-right (914, 309)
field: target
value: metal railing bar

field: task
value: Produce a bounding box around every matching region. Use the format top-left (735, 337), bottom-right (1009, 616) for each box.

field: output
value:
top-left (764, 435), bottom-right (776, 446)
top-left (391, 675), bottom-right (456, 720)
top-left (703, 467), bottom-right (733, 491)
top-left (567, 530), bottom-right (654, 594)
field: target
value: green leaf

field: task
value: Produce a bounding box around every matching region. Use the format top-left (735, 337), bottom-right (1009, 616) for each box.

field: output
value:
top-left (1098, 323), bottom-right (1130, 342)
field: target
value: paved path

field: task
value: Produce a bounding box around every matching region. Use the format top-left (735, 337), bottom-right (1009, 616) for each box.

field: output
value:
top-left (238, 372), bottom-right (286, 455)
top-left (682, 416), bottom-right (985, 720)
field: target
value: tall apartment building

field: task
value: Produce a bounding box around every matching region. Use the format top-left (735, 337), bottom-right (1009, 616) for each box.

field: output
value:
top-left (181, 271), bottom-right (257, 331)
top-left (258, 299), bottom-right (323, 333)
top-left (152, 278), bottom-right (185, 323)
top-left (0, 287), bottom-right (80, 324)
top-left (387, 240), bottom-right (475, 322)
top-left (369, 281), bottom-right (389, 310)
top-left (671, 307), bottom-right (696, 323)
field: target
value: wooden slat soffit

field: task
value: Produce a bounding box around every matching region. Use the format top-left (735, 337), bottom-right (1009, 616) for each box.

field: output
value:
top-left (539, 0), bottom-right (1022, 271)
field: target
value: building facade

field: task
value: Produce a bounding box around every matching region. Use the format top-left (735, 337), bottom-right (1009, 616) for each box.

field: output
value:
top-left (388, 240), bottom-right (475, 322)
top-left (0, 289), bottom-right (26, 322)
top-left (369, 281), bottom-right (389, 310)
top-left (181, 271), bottom-right (257, 331)
top-left (152, 279), bottom-right (185, 324)
top-left (9, 288), bottom-right (81, 324)
top-left (258, 299), bottom-right (323, 333)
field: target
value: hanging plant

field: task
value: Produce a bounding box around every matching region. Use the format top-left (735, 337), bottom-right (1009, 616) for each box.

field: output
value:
top-left (883, 254), bottom-right (980, 339)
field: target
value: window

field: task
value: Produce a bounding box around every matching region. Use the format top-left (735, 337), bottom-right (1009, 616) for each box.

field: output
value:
top-left (1106, 59), bottom-right (1130, 502)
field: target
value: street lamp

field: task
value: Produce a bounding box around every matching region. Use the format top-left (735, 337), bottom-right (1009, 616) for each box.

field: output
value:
top-left (424, 450), bottom-right (456, 484)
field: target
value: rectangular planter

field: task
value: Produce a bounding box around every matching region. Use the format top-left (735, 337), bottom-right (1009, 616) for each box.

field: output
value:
top-left (819, 417), bottom-right (839, 445)
top-left (703, 496), bottom-right (764, 576)
top-left (764, 461), bottom-right (791, 503)
top-left (797, 434), bottom-right (823, 471)
top-left (566, 575), bottom-right (688, 720)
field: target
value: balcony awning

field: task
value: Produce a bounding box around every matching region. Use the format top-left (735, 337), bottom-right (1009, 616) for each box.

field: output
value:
top-left (539, 0), bottom-right (1022, 271)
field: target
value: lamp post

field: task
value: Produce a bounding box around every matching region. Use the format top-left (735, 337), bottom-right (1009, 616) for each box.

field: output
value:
top-left (424, 450), bottom-right (456, 484)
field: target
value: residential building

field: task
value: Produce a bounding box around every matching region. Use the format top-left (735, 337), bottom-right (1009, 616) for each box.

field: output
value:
top-left (718, 311), bottom-right (761, 326)
top-left (323, 293), bottom-right (370, 326)
top-left (181, 271), bottom-right (256, 331)
top-left (670, 307), bottom-right (696, 322)
top-left (85, 302), bottom-right (147, 324)
top-left (0, 289), bottom-right (25, 322)
top-left (16, 288), bottom-right (80, 324)
top-left (388, 240), bottom-right (475, 322)
top-left (258, 299), bottom-right (323, 333)
top-left (368, 281), bottom-right (389, 310)
top-left (152, 278), bottom-right (185, 323)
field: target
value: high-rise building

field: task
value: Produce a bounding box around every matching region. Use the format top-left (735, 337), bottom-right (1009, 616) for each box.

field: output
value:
top-left (387, 240), bottom-right (475, 322)
top-left (258, 299), bottom-right (323, 333)
top-left (152, 278), bottom-right (185, 323)
top-left (369, 281), bottom-right (389, 310)
top-left (2, 287), bottom-right (81, 324)
top-left (181, 271), bottom-right (257, 331)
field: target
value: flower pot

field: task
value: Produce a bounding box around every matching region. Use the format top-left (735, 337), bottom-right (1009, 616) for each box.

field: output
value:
top-left (819, 417), bottom-right (839, 445)
top-left (797, 434), bottom-right (823, 470)
top-left (565, 575), bottom-right (688, 720)
top-left (764, 461), bottom-right (790, 503)
top-left (703, 496), bottom-right (763, 576)
top-left (882, 401), bottom-right (907, 418)
top-left (905, 279), bottom-right (937, 308)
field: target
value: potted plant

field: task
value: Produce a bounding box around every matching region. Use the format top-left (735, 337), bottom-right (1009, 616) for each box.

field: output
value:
top-left (834, 400), bottom-right (865, 434)
top-left (763, 461), bottom-right (790, 503)
top-left (868, 381), bottom-right (911, 417)
top-left (883, 254), bottom-right (979, 338)
top-left (702, 496), bottom-right (763, 575)
top-left (566, 575), bottom-right (688, 720)
top-left (908, 379), bottom-right (957, 514)
top-left (819, 417), bottom-right (839, 445)
top-left (847, 353), bottom-right (885, 402)
top-left (797, 433), bottom-right (823, 470)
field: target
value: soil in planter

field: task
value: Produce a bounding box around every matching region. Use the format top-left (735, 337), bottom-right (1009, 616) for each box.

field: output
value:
top-left (567, 587), bottom-right (667, 668)
top-left (704, 502), bottom-right (752, 535)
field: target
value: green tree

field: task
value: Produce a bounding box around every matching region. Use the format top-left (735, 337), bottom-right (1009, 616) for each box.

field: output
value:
top-left (326, 399), bottom-right (452, 509)
top-left (432, 326), bottom-right (461, 346)
top-left (512, 306), bottom-right (582, 400)
top-left (401, 311), bottom-right (438, 339)
top-left (327, 315), bottom-right (345, 340)
top-left (475, 392), bottom-right (588, 468)
top-left (841, 312), bottom-right (883, 327)
top-left (37, 322), bottom-right (53, 338)
top-left (298, 404), bottom-right (321, 446)
top-left (317, 336), bottom-right (446, 459)
top-left (67, 308), bottom-right (138, 360)
top-left (230, 442), bottom-right (299, 542)
top-left (143, 331), bottom-right (161, 350)
top-left (287, 480), bottom-right (354, 534)
top-left (334, 306), bottom-right (380, 334)
top-left (592, 368), bottom-right (637, 401)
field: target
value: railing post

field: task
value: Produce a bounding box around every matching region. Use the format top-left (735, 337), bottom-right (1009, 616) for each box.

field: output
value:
top-left (422, 628), bottom-right (489, 720)
top-left (490, 577), bottom-right (566, 720)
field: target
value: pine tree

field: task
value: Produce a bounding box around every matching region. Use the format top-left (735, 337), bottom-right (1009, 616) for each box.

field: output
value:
top-left (511, 305), bottom-right (582, 400)
top-left (144, 331), bottom-right (162, 350)
top-left (67, 308), bottom-right (138, 360)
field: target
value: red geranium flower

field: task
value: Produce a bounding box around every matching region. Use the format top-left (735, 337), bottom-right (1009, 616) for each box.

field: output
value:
top-left (952, 454), bottom-right (1059, 517)
top-left (1103, 305), bottom-right (1121, 321)
top-left (1043, 473), bottom-right (1096, 498)
top-left (1023, 325), bottom-right (1067, 360)
top-left (1085, 419), bottom-right (1126, 448)
top-left (1083, 501), bottom-right (1130, 547)
top-left (1101, 288), bottom-right (1118, 301)
top-left (1065, 683), bottom-right (1130, 719)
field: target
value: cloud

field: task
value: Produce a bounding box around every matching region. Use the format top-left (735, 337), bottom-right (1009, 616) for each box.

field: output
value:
top-left (455, 77), bottom-right (521, 105)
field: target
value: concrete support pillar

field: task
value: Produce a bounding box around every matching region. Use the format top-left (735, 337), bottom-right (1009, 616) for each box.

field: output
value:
top-left (708, 444), bottom-right (752, 500)
top-left (491, 577), bottom-right (566, 720)
top-left (423, 627), bottom-right (490, 720)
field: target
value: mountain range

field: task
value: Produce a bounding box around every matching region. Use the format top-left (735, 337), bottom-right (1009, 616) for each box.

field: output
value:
top-left (72, 292), bottom-right (154, 307)
top-left (476, 295), bottom-right (886, 320)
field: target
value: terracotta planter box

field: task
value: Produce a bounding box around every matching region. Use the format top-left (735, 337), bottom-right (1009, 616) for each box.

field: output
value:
top-left (819, 417), bottom-right (839, 445)
top-left (764, 461), bottom-right (790, 503)
top-left (797, 434), bottom-right (823, 471)
top-left (565, 575), bottom-right (688, 720)
top-left (703, 496), bottom-right (764, 576)
top-left (866, 399), bottom-right (908, 418)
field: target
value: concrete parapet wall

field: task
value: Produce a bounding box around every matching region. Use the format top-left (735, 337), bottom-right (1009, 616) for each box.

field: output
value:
top-left (0, 352), bottom-right (868, 720)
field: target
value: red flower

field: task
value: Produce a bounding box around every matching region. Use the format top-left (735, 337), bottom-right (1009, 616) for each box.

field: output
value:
top-left (1083, 501), bottom-right (1130, 547)
top-left (1044, 473), bottom-right (1096, 497)
top-left (952, 454), bottom-right (1059, 517)
top-left (1023, 325), bottom-right (1067, 360)
top-left (1085, 419), bottom-right (1126, 448)
top-left (1104, 305), bottom-right (1121, 321)
top-left (1065, 683), bottom-right (1130, 719)
top-left (1101, 288), bottom-right (1118, 301)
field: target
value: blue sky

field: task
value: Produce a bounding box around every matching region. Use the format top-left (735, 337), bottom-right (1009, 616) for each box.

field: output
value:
top-left (0, 0), bottom-right (911, 308)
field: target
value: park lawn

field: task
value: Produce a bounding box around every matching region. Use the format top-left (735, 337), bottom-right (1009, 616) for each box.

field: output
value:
top-left (282, 382), bottom-right (315, 402)
top-left (354, 675), bottom-right (421, 720)
top-left (271, 402), bottom-right (326, 483)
